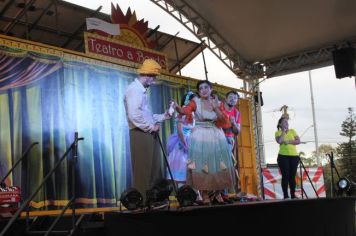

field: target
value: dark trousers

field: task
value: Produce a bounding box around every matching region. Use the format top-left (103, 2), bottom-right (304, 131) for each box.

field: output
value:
top-left (129, 129), bottom-right (163, 200)
top-left (277, 155), bottom-right (300, 198)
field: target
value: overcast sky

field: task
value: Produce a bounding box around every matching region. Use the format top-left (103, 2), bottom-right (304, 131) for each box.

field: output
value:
top-left (65, 0), bottom-right (356, 164)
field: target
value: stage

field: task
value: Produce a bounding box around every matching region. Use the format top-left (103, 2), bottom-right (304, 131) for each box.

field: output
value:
top-left (0, 197), bottom-right (355, 236)
top-left (103, 197), bottom-right (355, 236)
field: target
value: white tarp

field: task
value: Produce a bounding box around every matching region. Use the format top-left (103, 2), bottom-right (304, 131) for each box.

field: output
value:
top-left (86, 18), bottom-right (120, 36)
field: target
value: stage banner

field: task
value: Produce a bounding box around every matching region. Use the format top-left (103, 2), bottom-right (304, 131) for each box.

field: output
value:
top-left (84, 32), bottom-right (167, 70)
top-left (262, 166), bottom-right (326, 199)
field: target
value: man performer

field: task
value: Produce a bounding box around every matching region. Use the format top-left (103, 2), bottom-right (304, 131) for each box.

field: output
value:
top-left (124, 59), bottom-right (171, 200)
top-left (219, 91), bottom-right (241, 152)
top-left (216, 90), bottom-right (241, 196)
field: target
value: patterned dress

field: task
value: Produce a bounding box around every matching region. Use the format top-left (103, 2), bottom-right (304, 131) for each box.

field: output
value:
top-left (182, 97), bottom-right (235, 190)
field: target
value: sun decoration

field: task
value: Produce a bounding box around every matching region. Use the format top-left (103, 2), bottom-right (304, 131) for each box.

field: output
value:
top-left (95, 3), bottom-right (155, 49)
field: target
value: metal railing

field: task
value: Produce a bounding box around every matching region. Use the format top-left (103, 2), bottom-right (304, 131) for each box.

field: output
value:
top-left (0, 142), bottom-right (39, 186)
top-left (0, 132), bottom-right (84, 236)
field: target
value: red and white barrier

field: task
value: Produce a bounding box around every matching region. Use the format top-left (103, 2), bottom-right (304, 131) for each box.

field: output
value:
top-left (262, 167), bottom-right (326, 199)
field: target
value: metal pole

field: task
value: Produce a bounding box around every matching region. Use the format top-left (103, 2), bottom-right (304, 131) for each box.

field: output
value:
top-left (72, 132), bottom-right (78, 230)
top-left (201, 47), bottom-right (208, 81)
top-left (329, 153), bottom-right (334, 197)
top-left (0, 142), bottom-right (38, 185)
top-left (243, 80), bottom-right (247, 98)
top-left (308, 71), bottom-right (320, 166)
top-left (173, 37), bottom-right (181, 76)
top-left (252, 79), bottom-right (265, 199)
top-left (299, 161), bottom-right (304, 199)
top-left (256, 81), bottom-right (265, 166)
top-left (257, 82), bottom-right (266, 199)
top-left (155, 133), bottom-right (178, 195)
top-left (299, 159), bottom-right (319, 198)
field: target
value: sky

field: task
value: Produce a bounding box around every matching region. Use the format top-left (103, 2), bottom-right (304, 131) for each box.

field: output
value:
top-left (65, 0), bottom-right (356, 164)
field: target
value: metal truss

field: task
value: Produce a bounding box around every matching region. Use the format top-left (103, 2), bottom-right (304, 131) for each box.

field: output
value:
top-left (150, 0), bottom-right (356, 81)
top-left (149, 0), bottom-right (256, 79)
top-left (248, 80), bottom-right (265, 198)
top-left (264, 48), bottom-right (332, 78)
top-left (263, 40), bottom-right (356, 78)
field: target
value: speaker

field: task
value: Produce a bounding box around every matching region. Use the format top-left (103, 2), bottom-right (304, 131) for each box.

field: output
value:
top-left (254, 91), bottom-right (264, 106)
top-left (332, 47), bottom-right (356, 79)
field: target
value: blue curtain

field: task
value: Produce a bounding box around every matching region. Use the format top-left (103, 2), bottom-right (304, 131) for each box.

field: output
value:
top-left (0, 47), bottom-right (189, 208)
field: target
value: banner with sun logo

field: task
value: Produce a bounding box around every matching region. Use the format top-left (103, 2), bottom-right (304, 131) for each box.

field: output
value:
top-left (84, 4), bottom-right (167, 70)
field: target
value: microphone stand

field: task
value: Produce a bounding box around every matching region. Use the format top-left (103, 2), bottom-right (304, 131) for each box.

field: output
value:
top-left (298, 157), bottom-right (319, 199)
top-left (326, 152), bottom-right (340, 197)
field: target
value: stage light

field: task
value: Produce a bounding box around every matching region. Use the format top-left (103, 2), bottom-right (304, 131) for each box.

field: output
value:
top-left (176, 185), bottom-right (198, 207)
top-left (338, 177), bottom-right (350, 191)
top-left (146, 179), bottom-right (173, 206)
top-left (337, 177), bottom-right (356, 196)
top-left (120, 188), bottom-right (143, 211)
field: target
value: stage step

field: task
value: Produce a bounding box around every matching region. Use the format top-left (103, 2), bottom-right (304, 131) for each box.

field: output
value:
top-left (1, 212), bottom-right (106, 236)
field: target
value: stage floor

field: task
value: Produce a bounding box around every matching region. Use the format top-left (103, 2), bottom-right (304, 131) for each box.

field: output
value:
top-left (1, 197), bottom-right (355, 236)
top-left (103, 197), bottom-right (355, 236)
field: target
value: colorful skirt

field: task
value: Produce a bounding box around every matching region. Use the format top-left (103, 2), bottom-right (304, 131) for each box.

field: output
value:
top-left (166, 134), bottom-right (189, 182)
top-left (186, 122), bottom-right (235, 190)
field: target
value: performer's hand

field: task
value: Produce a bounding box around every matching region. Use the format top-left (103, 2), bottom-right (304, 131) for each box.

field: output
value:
top-left (151, 123), bottom-right (160, 132)
top-left (169, 99), bottom-right (178, 108)
top-left (210, 94), bottom-right (219, 109)
top-left (164, 111), bottom-right (172, 120)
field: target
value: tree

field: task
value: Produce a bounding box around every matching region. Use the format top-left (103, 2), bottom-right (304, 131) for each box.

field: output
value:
top-left (311, 144), bottom-right (337, 165)
top-left (305, 145), bottom-right (336, 197)
top-left (299, 151), bottom-right (317, 167)
top-left (336, 107), bottom-right (356, 179)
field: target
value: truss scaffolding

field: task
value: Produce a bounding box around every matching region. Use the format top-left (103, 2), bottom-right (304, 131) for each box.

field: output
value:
top-left (150, 0), bottom-right (356, 81)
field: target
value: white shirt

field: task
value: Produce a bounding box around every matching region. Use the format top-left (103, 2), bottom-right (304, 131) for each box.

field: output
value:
top-left (124, 79), bottom-right (166, 132)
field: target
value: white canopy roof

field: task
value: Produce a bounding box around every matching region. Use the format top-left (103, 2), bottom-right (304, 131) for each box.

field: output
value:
top-left (156, 0), bottom-right (356, 78)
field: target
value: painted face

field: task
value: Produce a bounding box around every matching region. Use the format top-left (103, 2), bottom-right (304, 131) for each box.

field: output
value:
top-left (142, 75), bottom-right (157, 88)
top-left (280, 118), bottom-right (289, 130)
top-left (198, 82), bottom-right (212, 99)
top-left (226, 93), bottom-right (239, 107)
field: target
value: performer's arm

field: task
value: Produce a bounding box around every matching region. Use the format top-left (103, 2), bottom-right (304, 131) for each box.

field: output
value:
top-left (287, 136), bottom-right (301, 145)
top-left (177, 121), bottom-right (187, 150)
top-left (231, 113), bottom-right (241, 135)
top-left (176, 100), bottom-right (196, 115)
top-left (125, 88), bottom-right (155, 132)
top-left (275, 130), bottom-right (287, 144)
top-left (211, 96), bottom-right (224, 120)
top-left (213, 106), bottom-right (224, 120)
top-left (276, 129), bottom-right (301, 145)
top-left (286, 130), bottom-right (301, 145)
top-left (153, 112), bottom-right (170, 123)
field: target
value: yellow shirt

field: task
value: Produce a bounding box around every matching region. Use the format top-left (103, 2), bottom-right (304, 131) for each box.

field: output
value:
top-left (275, 129), bottom-right (299, 156)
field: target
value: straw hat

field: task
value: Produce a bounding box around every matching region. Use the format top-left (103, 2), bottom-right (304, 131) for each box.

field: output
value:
top-left (137, 59), bottom-right (161, 75)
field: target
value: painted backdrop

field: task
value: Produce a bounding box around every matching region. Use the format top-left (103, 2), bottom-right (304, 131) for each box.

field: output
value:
top-left (0, 45), bottom-right (188, 208)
